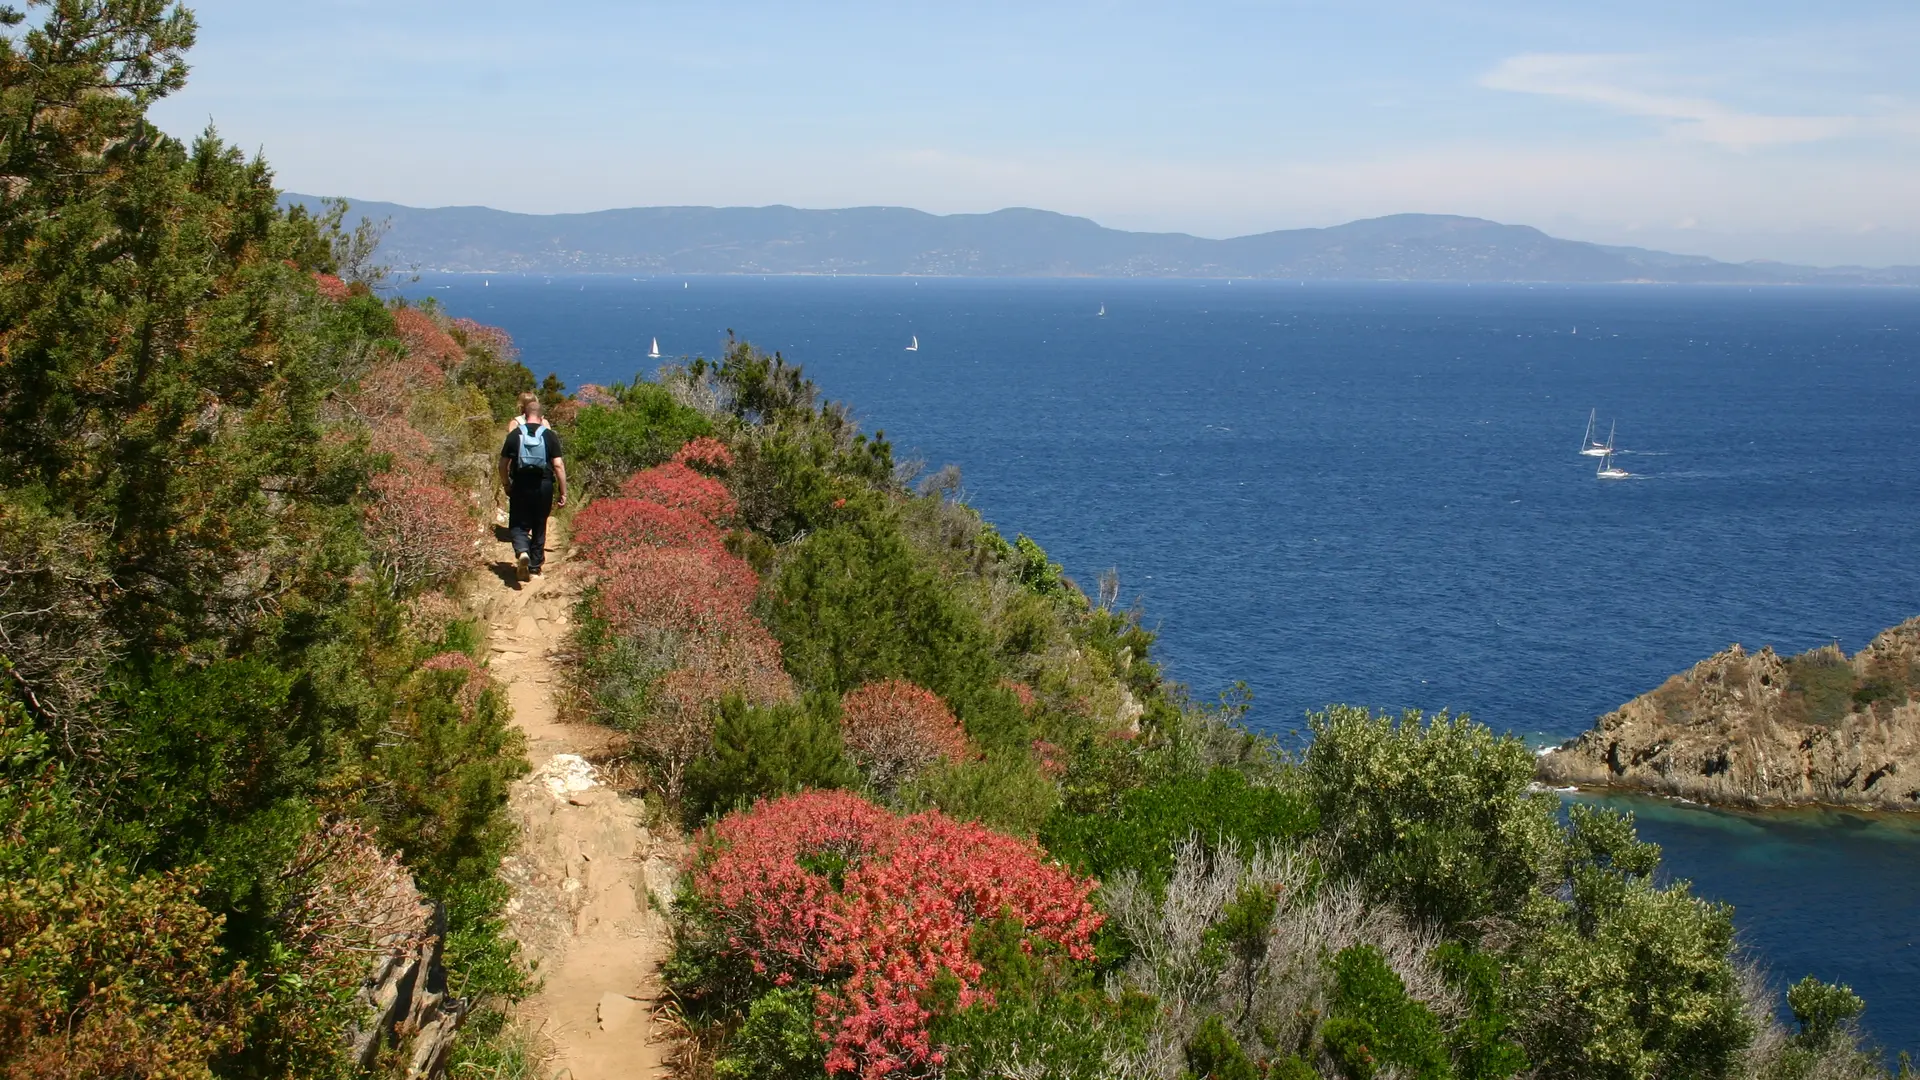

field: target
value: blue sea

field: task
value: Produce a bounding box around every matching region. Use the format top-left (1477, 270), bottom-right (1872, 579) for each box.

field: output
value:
top-left (407, 274), bottom-right (1920, 1054)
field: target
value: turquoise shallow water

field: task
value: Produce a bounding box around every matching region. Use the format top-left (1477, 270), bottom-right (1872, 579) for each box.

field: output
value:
top-left (1573, 792), bottom-right (1920, 1052)
top-left (404, 273), bottom-right (1920, 1053)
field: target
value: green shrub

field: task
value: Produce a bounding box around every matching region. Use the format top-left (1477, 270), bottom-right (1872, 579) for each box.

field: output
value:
top-left (1041, 767), bottom-right (1315, 891)
top-left (684, 695), bottom-right (858, 822)
top-left (715, 987), bottom-right (826, 1080)
top-left (1304, 706), bottom-right (1560, 934)
top-left (1433, 942), bottom-right (1527, 1080)
top-left (909, 748), bottom-right (1061, 836)
top-left (1786, 649), bottom-right (1859, 726)
top-left (1326, 944), bottom-right (1452, 1080)
top-left (1787, 976), bottom-right (1864, 1049)
top-left (765, 514), bottom-right (1002, 722)
top-left (933, 915), bottom-right (1152, 1080)
top-left (368, 666), bottom-right (529, 896)
top-left (455, 351), bottom-right (537, 422)
top-left (1185, 1014), bottom-right (1261, 1080)
top-left (567, 382), bottom-right (714, 495)
top-left (1517, 804), bottom-right (1750, 1080)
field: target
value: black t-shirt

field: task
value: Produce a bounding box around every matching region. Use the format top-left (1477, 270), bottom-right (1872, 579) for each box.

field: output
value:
top-left (501, 423), bottom-right (563, 492)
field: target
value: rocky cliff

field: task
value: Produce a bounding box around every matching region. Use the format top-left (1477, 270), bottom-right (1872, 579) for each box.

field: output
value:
top-left (1537, 617), bottom-right (1920, 810)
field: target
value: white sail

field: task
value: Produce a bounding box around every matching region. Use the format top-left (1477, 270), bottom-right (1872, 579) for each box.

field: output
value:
top-left (648, 337), bottom-right (661, 359)
top-left (906, 335), bottom-right (919, 352)
top-left (1098, 304), bottom-right (1106, 317)
top-left (1579, 410), bottom-right (1612, 457)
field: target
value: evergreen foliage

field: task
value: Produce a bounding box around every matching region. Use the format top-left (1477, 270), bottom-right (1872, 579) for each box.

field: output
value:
top-left (0, 6), bottom-right (532, 1071)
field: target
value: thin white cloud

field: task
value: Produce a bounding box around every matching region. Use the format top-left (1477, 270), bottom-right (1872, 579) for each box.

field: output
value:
top-left (1481, 53), bottom-right (1866, 149)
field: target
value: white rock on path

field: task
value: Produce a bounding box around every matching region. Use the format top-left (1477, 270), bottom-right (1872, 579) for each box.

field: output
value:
top-left (533, 753), bottom-right (600, 799)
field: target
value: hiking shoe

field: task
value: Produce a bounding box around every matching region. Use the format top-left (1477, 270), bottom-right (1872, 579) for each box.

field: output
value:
top-left (515, 552), bottom-right (531, 581)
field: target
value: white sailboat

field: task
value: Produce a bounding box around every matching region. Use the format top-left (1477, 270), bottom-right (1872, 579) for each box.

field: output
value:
top-left (648, 337), bottom-right (661, 359)
top-left (1579, 410), bottom-right (1612, 457)
top-left (1098, 303), bottom-right (1106, 317)
top-left (1597, 451), bottom-right (1631, 481)
top-left (905, 335), bottom-right (919, 352)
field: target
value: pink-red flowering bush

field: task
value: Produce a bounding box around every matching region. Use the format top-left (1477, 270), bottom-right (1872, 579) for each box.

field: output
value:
top-left (618, 462), bottom-right (737, 523)
top-left (839, 680), bottom-right (969, 792)
top-left (574, 383), bottom-right (619, 409)
top-left (687, 791), bottom-right (1103, 1079)
top-left (592, 547), bottom-right (760, 639)
top-left (370, 418), bottom-right (435, 467)
top-left (571, 498), bottom-right (723, 567)
top-left (999, 678), bottom-right (1038, 713)
top-left (392, 307), bottom-right (465, 370)
top-left (348, 357), bottom-right (444, 422)
top-left (449, 317), bottom-right (516, 362)
top-left (364, 468), bottom-right (473, 595)
top-left (310, 271), bottom-right (350, 302)
top-left (672, 436), bottom-right (736, 474)
top-left (420, 651), bottom-right (491, 715)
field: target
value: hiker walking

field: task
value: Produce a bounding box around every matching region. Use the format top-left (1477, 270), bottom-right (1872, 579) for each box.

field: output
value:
top-left (499, 392), bottom-right (566, 581)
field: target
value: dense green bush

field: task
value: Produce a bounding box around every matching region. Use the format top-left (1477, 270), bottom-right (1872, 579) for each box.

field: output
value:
top-left (714, 987), bottom-right (827, 1080)
top-left (1787, 975), bottom-right (1865, 1049)
top-left (1516, 803), bottom-right (1750, 1080)
top-left (684, 694), bottom-right (859, 822)
top-left (1184, 1015), bottom-right (1262, 1080)
top-left (931, 915), bottom-right (1152, 1080)
top-left (1433, 943), bottom-right (1528, 1080)
top-left (1324, 944), bottom-right (1453, 1080)
top-left (1042, 766), bottom-right (1315, 890)
top-left (1305, 706), bottom-right (1560, 934)
top-left (908, 748), bottom-right (1062, 836)
top-left (567, 381), bottom-right (715, 494)
top-left (765, 514), bottom-right (1000, 712)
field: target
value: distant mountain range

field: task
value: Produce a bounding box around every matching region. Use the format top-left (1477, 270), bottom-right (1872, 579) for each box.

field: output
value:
top-left (283, 195), bottom-right (1920, 285)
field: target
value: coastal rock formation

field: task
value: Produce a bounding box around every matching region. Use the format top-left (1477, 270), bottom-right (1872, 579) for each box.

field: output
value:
top-left (1538, 617), bottom-right (1920, 810)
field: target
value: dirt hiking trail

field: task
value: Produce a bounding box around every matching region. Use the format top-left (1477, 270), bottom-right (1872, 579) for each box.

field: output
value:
top-left (467, 525), bottom-right (680, 1079)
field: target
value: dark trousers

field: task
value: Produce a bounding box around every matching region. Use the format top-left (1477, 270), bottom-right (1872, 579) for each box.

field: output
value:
top-left (508, 480), bottom-right (553, 570)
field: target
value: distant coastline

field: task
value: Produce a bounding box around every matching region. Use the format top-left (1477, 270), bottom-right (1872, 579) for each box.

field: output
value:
top-left (286, 195), bottom-right (1920, 286)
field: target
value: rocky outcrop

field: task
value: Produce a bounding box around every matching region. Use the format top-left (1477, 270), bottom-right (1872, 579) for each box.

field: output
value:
top-left (347, 899), bottom-right (467, 1078)
top-left (1538, 617), bottom-right (1920, 810)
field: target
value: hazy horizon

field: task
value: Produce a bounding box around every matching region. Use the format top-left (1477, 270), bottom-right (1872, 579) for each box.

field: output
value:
top-left (152, 1), bottom-right (1920, 266)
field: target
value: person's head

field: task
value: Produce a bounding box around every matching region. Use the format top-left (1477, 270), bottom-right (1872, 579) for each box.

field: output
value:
top-left (518, 392), bottom-right (541, 420)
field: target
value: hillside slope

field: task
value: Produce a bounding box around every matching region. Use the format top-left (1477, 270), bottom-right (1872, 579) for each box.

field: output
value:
top-left (283, 196), bottom-right (1920, 283)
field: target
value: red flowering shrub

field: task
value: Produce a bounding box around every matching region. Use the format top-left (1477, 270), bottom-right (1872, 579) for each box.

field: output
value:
top-left (618, 462), bottom-right (737, 523)
top-left (392, 307), bottom-right (465, 371)
top-left (839, 680), bottom-right (969, 792)
top-left (349, 357), bottom-right (443, 421)
top-left (591, 547), bottom-right (760, 638)
top-left (688, 791), bottom-right (1103, 1079)
top-left (1031, 739), bottom-right (1066, 779)
top-left (370, 418), bottom-right (435, 468)
top-left (311, 272), bottom-right (350, 302)
top-left (999, 678), bottom-right (1037, 713)
top-left (420, 651), bottom-right (491, 715)
top-left (364, 468), bottom-right (473, 595)
top-left (574, 383), bottom-right (619, 409)
top-left (450, 317), bottom-right (516, 362)
top-left (672, 436), bottom-right (736, 474)
top-left (571, 498), bottom-right (722, 567)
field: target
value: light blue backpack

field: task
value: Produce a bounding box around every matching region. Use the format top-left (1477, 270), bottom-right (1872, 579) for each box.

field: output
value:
top-left (514, 423), bottom-right (550, 478)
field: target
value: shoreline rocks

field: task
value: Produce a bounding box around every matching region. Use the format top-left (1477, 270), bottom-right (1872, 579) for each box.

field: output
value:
top-left (1537, 617), bottom-right (1920, 812)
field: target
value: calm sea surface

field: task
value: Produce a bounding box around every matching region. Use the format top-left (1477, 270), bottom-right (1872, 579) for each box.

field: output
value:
top-left (405, 274), bottom-right (1920, 1053)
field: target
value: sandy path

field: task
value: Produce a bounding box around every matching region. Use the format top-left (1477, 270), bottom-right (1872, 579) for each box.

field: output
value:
top-left (468, 526), bottom-right (679, 1079)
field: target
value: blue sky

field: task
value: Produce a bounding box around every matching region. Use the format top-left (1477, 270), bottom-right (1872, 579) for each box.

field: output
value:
top-left (147, 1), bottom-right (1920, 264)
